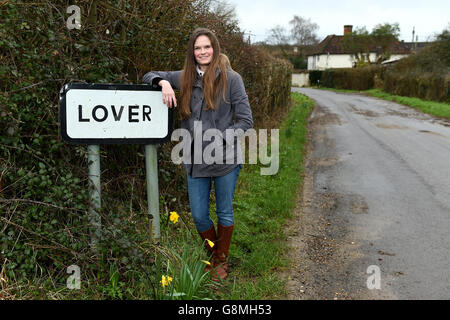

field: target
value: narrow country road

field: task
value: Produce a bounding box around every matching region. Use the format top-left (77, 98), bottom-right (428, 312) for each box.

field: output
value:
top-left (286, 88), bottom-right (450, 299)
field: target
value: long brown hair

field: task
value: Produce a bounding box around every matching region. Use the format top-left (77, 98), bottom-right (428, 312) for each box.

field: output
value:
top-left (179, 28), bottom-right (230, 119)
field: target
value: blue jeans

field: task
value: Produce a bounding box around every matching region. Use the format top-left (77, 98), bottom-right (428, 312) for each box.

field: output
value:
top-left (187, 165), bottom-right (242, 232)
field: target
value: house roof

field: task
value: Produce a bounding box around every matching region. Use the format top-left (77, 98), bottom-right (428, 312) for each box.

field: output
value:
top-left (403, 42), bottom-right (433, 53)
top-left (307, 35), bottom-right (411, 56)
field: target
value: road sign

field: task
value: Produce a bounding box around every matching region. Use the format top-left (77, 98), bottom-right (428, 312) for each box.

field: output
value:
top-left (59, 82), bottom-right (168, 246)
top-left (59, 83), bottom-right (173, 144)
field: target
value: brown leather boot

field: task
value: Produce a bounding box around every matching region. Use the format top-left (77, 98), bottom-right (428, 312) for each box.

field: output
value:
top-left (198, 225), bottom-right (217, 271)
top-left (212, 224), bottom-right (234, 281)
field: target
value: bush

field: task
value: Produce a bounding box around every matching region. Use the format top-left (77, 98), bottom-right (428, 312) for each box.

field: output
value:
top-left (383, 70), bottom-right (449, 102)
top-left (382, 30), bottom-right (450, 102)
top-left (317, 66), bottom-right (386, 91)
top-left (232, 44), bottom-right (292, 126)
top-left (289, 55), bottom-right (307, 70)
top-left (309, 70), bottom-right (322, 86)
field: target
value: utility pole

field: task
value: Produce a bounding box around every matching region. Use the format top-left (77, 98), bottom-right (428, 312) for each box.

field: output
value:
top-left (412, 27), bottom-right (417, 51)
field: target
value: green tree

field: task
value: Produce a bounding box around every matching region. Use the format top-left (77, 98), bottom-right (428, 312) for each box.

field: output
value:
top-left (434, 28), bottom-right (450, 66)
top-left (342, 26), bottom-right (372, 66)
top-left (342, 23), bottom-right (400, 66)
top-left (289, 54), bottom-right (307, 69)
top-left (371, 23), bottom-right (401, 63)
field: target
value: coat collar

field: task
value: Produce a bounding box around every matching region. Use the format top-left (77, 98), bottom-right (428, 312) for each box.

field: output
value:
top-left (196, 65), bottom-right (205, 77)
top-left (194, 67), bottom-right (221, 87)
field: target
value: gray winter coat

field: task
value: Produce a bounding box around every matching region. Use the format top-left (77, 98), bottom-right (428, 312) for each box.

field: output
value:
top-left (142, 69), bottom-right (253, 177)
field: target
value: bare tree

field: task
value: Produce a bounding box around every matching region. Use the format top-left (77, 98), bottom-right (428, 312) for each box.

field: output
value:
top-left (209, 0), bottom-right (238, 23)
top-left (289, 15), bottom-right (319, 46)
top-left (265, 25), bottom-right (290, 45)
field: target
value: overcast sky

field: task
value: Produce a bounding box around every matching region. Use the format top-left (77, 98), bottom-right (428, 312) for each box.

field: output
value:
top-left (225, 0), bottom-right (450, 43)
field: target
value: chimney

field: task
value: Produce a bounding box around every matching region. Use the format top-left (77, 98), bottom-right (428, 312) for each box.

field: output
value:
top-left (344, 25), bottom-right (353, 35)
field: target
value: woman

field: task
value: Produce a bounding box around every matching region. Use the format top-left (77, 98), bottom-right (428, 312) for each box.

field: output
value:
top-left (142, 28), bottom-right (253, 281)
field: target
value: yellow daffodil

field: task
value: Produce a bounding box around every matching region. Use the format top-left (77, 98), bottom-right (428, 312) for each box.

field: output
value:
top-left (206, 239), bottom-right (214, 248)
top-left (160, 275), bottom-right (173, 288)
top-left (201, 260), bottom-right (211, 266)
top-left (160, 275), bottom-right (167, 287)
top-left (169, 211), bottom-right (179, 224)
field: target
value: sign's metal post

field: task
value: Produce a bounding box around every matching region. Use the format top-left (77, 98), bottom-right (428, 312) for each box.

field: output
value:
top-left (145, 144), bottom-right (160, 243)
top-left (87, 144), bottom-right (101, 250)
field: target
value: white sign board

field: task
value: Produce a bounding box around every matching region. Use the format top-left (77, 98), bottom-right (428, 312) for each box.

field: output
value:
top-left (59, 83), bottom-right (172, 144)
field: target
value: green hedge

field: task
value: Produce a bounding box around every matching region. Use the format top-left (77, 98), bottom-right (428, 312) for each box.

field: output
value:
top-left (382, 35), bottom-right (450, 102)
top-left (309, 70), bottom-right (322, 86)
top-left (233, 45), bottom-right (292, 126)
top-left (383, 71), bottom-right (449, 102)
top-left (310, 66), bottom-right (386, 91)
top-left (310, 65), bottom-right (448, 102)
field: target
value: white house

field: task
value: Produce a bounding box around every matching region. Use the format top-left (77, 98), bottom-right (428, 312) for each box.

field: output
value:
top-left (307, 25), bottom-right (411, 70)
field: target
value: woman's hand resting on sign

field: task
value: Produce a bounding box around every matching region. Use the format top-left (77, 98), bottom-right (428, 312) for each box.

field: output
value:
top-left (158, 80), bottom-right (177, 108)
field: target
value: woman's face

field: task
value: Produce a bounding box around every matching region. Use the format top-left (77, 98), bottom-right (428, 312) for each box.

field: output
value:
top-left (194, 35), bottom-right (214, 70)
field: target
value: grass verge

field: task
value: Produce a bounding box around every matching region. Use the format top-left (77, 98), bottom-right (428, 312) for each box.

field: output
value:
top-left (2, 215), bottom-right (219, 300)
top-left (217, 92), bottom-right (314, 299)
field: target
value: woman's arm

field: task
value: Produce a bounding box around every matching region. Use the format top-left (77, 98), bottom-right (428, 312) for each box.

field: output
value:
top-left (142, 70), bottom-right (182, 108)
top-left (229, 72), bottom-right (253, 132)
top-left (220, 72), bottom-right (253, 149)
top-left (142, 70), bottom-right (182, 89)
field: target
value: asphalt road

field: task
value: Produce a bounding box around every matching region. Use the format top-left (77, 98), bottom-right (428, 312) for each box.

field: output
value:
top-left (290, 88), bottom-right (450, 299)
